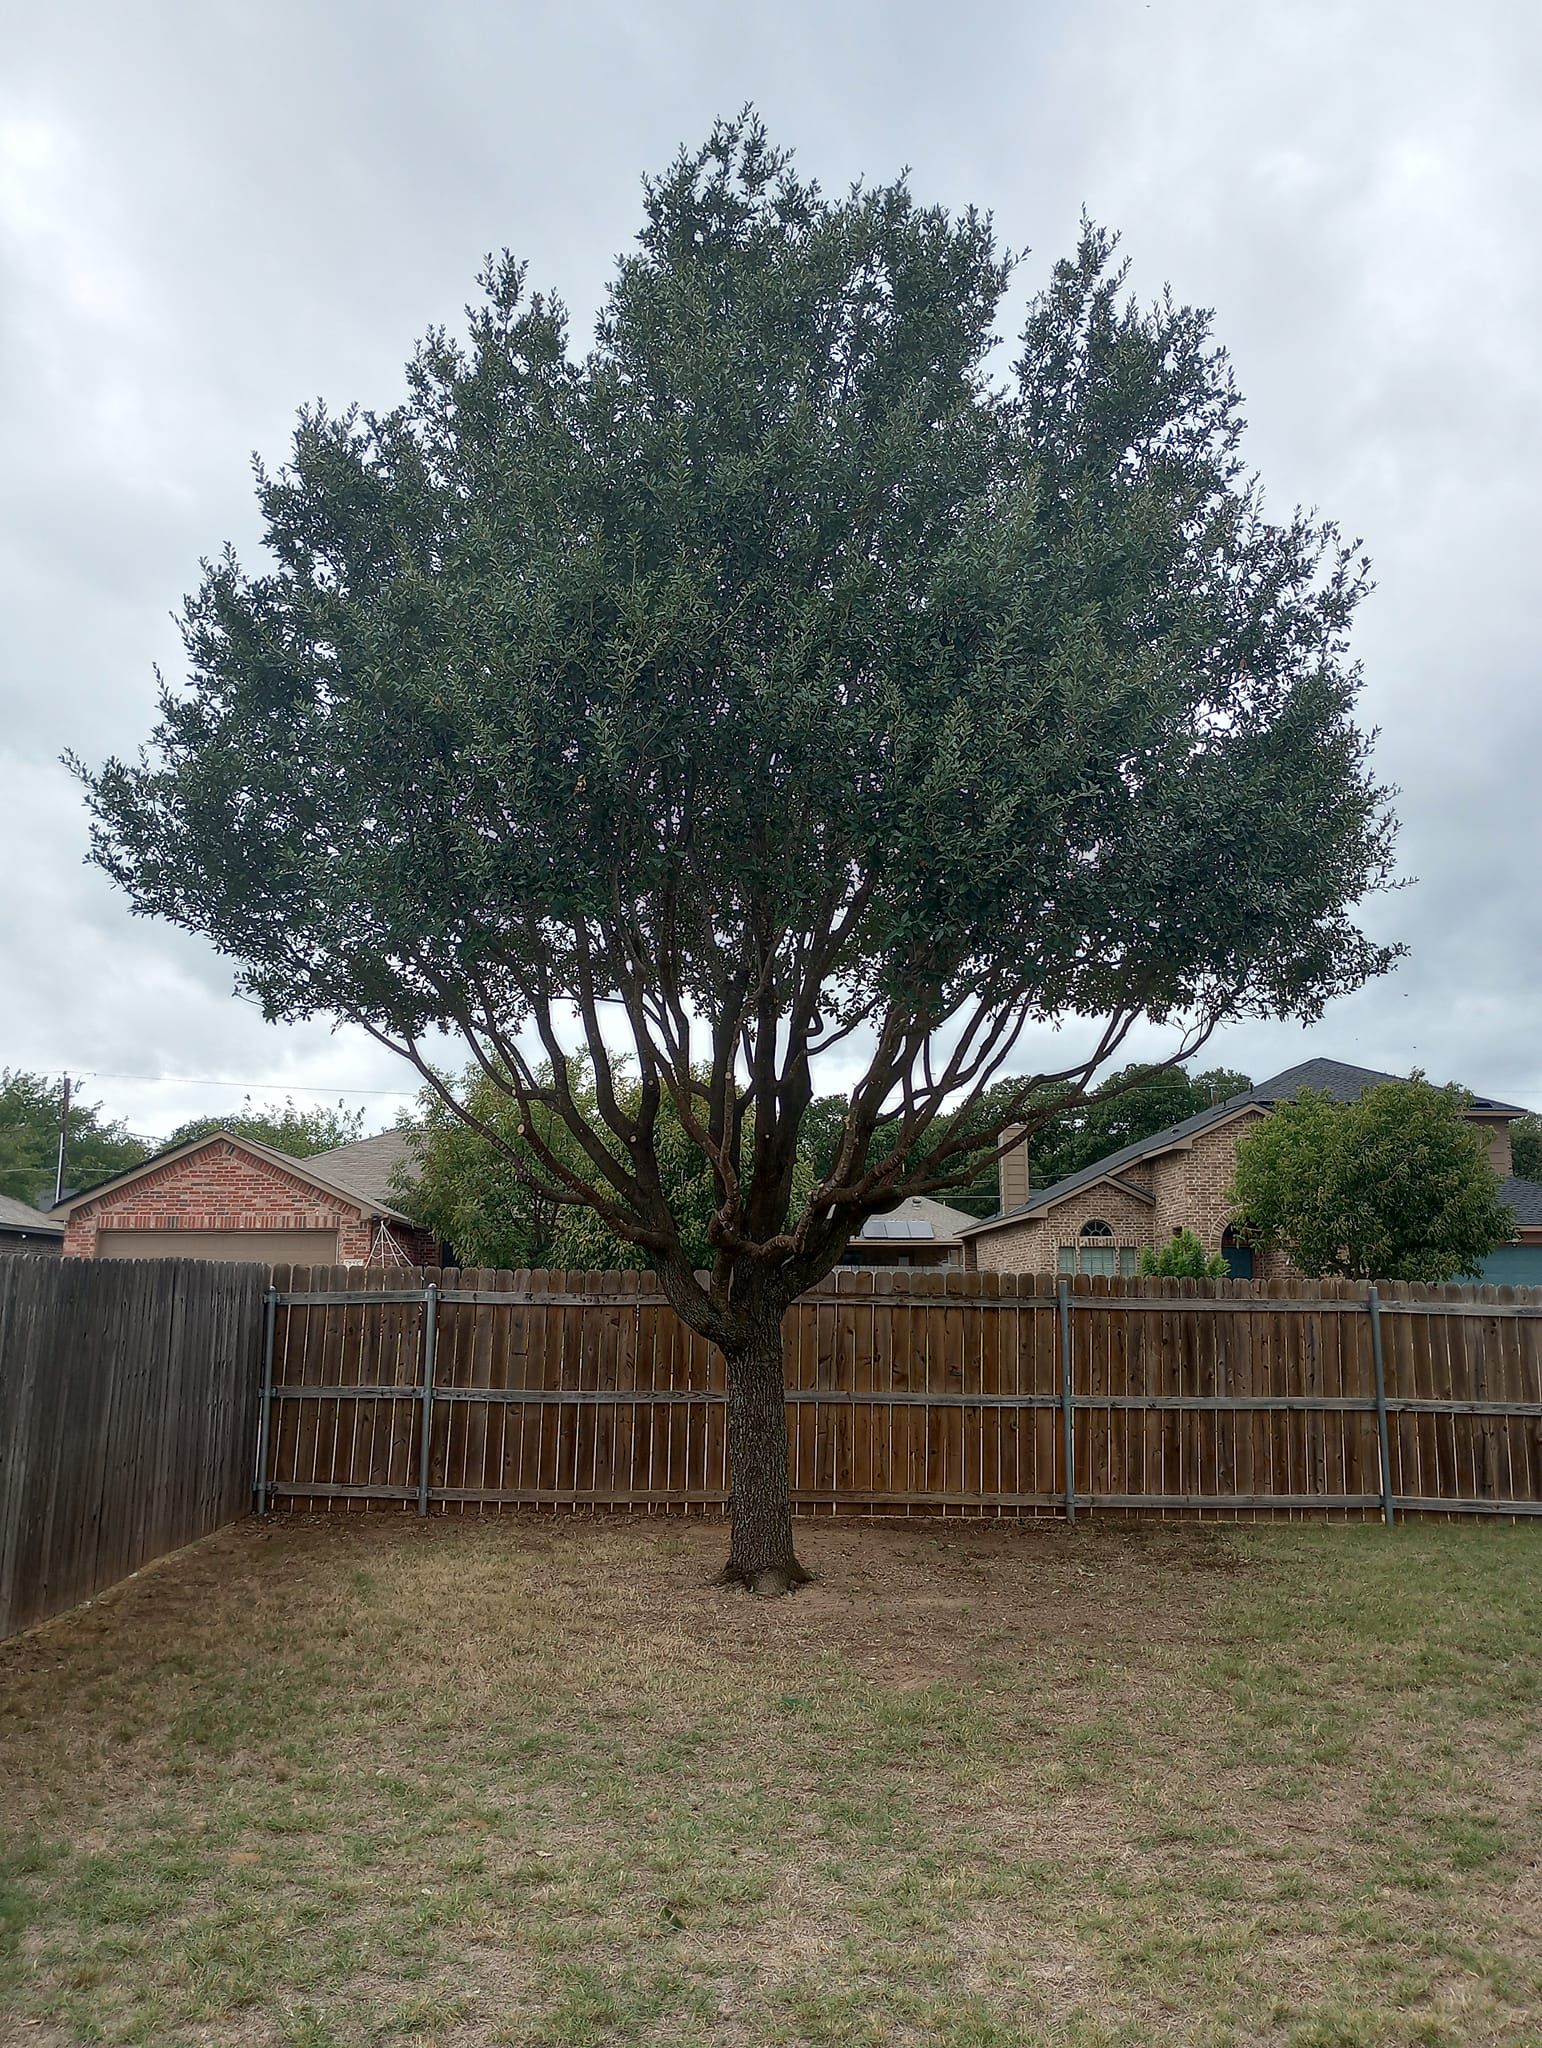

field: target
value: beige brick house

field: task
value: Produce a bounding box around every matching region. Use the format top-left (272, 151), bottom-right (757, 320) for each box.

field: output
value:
top-left (960, 1059), bottom-right (1538, 1281)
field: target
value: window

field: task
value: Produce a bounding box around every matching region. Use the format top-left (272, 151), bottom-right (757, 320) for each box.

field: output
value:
top-left (1058, 1226), bottom-right (1141, 1278)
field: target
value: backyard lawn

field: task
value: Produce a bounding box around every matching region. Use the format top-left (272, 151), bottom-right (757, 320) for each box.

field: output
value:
top-left (1, 1515), bottom-right (1538, 2048)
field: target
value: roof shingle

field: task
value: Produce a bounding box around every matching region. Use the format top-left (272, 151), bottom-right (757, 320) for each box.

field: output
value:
top-left (0, 1193), bottom-right (65, 1235)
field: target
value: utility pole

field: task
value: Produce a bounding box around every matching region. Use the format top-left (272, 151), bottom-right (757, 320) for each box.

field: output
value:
top-left (54, 1072), bottom-right (71, 1207)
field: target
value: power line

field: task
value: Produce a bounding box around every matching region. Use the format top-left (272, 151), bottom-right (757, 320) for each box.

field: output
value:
top-left (76, 1070), bottom-right (418, 1098)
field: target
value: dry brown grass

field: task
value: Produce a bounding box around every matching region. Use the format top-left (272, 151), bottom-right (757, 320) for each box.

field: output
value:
top-left (2, 1513), bottom-right (1538, 2047)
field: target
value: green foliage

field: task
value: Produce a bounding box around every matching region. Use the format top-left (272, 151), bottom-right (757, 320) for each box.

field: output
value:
top-left (0, 1070), bottom-right (149, 1207)
top-left (398, 1062), bottom-right (765, 1271)
top-left (1229, 1076), bottom-right (1515, 1283)
top-left (1139, 1229), bottom-right (1228, 1279)
top-left (800, 1075), bottom-right (1030, 1219)
top-left (805, 1063), bottom-right (1256, 1220)
top-left (164, 1096), bottom-right (367, 1158)
top-left (1030, 1063), bottom-right (1254, 1193)
top-left (72, 113), bottom-right (1398, 1328)
top-left (1511, 1113), bottom-right (1542, 1184)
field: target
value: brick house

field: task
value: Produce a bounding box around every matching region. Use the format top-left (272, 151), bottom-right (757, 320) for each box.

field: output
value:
top-left (839, 1194), bottom-right (978, 1270)
top-left (960, 1058), bottom-right (1541, 1283)
top-left (55, 1128), bottom-right (437, 1266)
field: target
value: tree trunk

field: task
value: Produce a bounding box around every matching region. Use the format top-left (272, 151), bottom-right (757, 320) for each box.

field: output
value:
top-left (715, 1304), bottom-right (810, 1597)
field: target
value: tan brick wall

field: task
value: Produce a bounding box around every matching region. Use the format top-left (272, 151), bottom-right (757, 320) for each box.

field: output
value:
top-left (61, 1141), bottom-right (435, 1263)
top-left (1470, 1116), bottom-right (1514, 1178)
top-left (1148, 1110), bottom-right (1267, 1250)
top-left (968, 1180), bottom-right (1157, 1274)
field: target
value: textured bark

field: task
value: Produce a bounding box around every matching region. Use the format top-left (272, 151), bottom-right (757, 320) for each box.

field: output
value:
top-left (714, 1308), bottom-right (810, 1597)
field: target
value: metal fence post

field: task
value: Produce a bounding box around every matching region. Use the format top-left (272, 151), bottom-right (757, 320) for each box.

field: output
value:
top-left (1367, 1285), bottom-right (1396, 1528)
top-left (254, 1287), bottom-right (277, 1515)
top-left (416, 1282), bottom-right (440, 1517)
top-left (1058, 1277), bottom-right (1077, 1523)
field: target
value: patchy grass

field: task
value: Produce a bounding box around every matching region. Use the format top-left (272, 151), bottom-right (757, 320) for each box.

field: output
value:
top-left (1, 1515), bottom-right (1538, 2046)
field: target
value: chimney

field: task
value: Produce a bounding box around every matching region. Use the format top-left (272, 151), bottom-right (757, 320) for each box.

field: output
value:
top-left (998, 1125), bottom-right (1030, 1215)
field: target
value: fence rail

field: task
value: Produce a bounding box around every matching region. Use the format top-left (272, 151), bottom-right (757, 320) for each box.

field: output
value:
top-left (260, 1267), bottom-right (1542, 1522)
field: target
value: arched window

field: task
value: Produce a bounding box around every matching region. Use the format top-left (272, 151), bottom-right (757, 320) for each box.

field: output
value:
top-left (1079, 1219), bottom-right (1113, 1238)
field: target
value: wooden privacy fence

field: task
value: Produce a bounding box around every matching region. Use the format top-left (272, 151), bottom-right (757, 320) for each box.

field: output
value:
top-left (0, 1257), bottom-right (267, 1638)
top-left (260, 1267), bottom-right (1542, 1521)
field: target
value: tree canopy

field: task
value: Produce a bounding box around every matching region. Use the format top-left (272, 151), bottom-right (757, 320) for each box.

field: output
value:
top-left (0, 1070), bottom-right (149, 1208)
top-left (165, 1096), bottom-right (367, 1158)
top-left (1026, 1063), bottom-right (1254, 1195)
top-left (1229, 1077), bottom-right (1514, 1283)
top-left (72, 116), bottom-right (1398, 1589)
top-left (397, 1061), bottom-right (729, 1271)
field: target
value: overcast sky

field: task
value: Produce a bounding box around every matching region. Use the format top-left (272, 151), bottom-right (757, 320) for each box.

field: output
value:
top-left (2, 0), bottom-right (1538, 1143)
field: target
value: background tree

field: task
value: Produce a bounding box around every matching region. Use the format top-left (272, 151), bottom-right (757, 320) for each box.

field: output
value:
top-left (74, 117), bottom-right (1397, 1594)
top-left (398, 1061), bottom-right (731, 1271)
top-left (1027, 1062), bottom-right (1254, 1195)
top-left (1139, 1229), bottom-right (1227, 1279)
top-left (165, 1096), bottom-right (367, 1157)
top-left (802, 1062), bottom-right (1255, 1219)
top-left (0, 1070), bottom-right (149, 1206)
top-left (1229, 1077), bottom-right (1514, 1283)
top-left (1511, 1112), bottom-right (1542, 1183)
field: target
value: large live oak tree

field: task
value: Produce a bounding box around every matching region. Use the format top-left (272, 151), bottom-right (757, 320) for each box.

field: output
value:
top-left (75, 119), bottom-right (1398, 1592)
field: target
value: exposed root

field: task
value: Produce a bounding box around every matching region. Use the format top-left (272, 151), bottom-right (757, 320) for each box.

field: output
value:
top-left (710, 1558), bottom-right (815, 1598)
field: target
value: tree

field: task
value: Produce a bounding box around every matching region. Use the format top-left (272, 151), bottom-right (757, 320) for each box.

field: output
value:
top-left (398, 1061), bottom-right (727, 1271)
top-left (800, 1075), bottom-right (1028, 1219)
top-left (1139, 1229), bottom-right (1227, 1279)
top-left (73, 117), bottom-right (1398, 1594)
top-left (802, 1062), bottom-right (1254, 1219)
top-left (165, 1096), bottom-right (367, 1157)
top-left (1029, 1062), bottom-right (1254, 1192)
top-left (0, 1070), bottom-right (149, 1207)
top-left (1512, 1113), bottom-right (1542, 1184)
top-left (1229, 1077), bottom-right (1514, 1283)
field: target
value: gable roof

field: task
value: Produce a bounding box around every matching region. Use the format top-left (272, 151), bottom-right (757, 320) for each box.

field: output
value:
top-left (0, 1192), bottom-right (66, 1237)
top-left (961, 1059), bottom-right (1532, 1240)
top-left (53, 1129), bottom-right (418, 1226)
top-left (309, 1128), bottom-right (419, 1210)
top-left (1246, 1058), bottom-right (1525, 1116)
top-left (857, 1194), bottom-right (980, 1245)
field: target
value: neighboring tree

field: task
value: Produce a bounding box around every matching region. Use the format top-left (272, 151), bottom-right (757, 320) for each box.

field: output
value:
top-left (397, 1061), bottom-right (728, 1271)
top-left (800, 1075), bottom-right (1027, 1219)
top-left (1511, 1113), bottom-right (1542, 1184)
top-left (165, 1095), bottom-right (367, 1157)
top-left (0, 1069), bottom-right (149, 1207)
top-left (804, 1062), bottom-right (1255, 1219)
top-left (1029, 1062), bottom-right (1254, 1192)
top-left (1229, 1077), bottom-right (1514, 1283)
top-left (73, 118), bottom-right (1398, 1594)
top-left (1139, 1229), bottom-right (1227, 1279)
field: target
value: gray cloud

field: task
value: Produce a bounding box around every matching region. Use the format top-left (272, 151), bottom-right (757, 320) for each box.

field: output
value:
top-left (2, 0), bottom-right (1538, 1139)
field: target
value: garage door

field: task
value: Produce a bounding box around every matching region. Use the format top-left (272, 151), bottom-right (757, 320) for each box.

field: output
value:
top-left (97, 1229), bottom-right (340, 1263)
